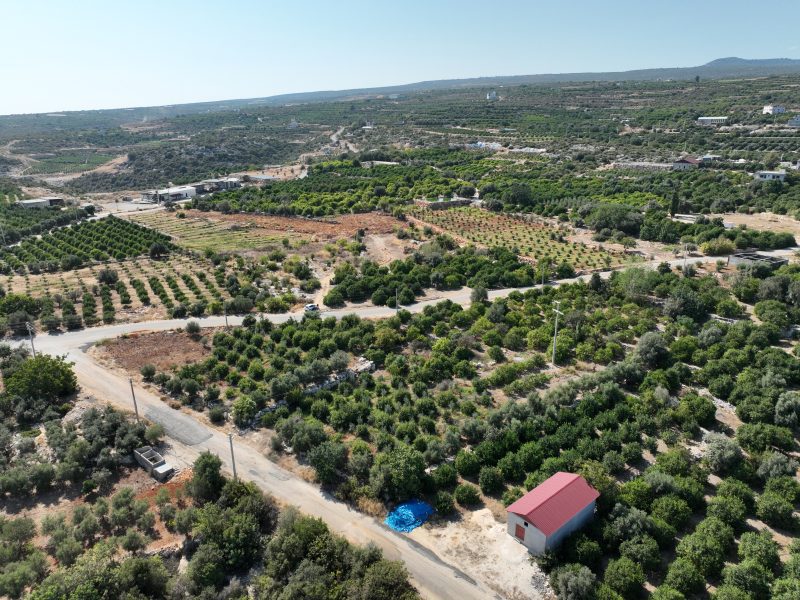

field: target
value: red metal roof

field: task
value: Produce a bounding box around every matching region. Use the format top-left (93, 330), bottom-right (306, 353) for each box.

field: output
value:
top-left (506, 472), bottom-right (599, 536)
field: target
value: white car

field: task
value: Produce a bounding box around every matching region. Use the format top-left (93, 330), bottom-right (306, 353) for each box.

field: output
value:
top-left (304, 303), bottom-right (320, 312)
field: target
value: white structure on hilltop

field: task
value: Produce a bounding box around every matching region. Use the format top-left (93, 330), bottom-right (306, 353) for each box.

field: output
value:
top-left (697, 116), bottom-right (728, 126)
top-left (763, 105), bottom-right (786, 115)
top-left (754, 170), bottom-right (786, 182)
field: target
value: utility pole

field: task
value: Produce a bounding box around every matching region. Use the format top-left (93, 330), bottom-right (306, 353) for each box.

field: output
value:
top-left (552, 300), bottom-right (563, 366)
top-left (129, 378), bottom-right (140, 423)
top-left (228, 433), bottom-right (237, 480)
top-left (223, 305), bottom-right (229, 329)
top-left (395, 287), bottom-right (399, 312)
top-left (25, 322), bottom-right (36, 357)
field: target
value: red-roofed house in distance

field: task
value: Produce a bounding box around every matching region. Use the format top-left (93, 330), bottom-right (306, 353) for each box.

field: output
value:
top-left (506, 472), bottom-right (599, 555)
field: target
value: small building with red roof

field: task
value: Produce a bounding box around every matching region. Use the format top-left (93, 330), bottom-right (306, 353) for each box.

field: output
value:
top-left (506, 472), bottom-right (599, 554)
top-left (672, 157), bottom-right (700, 171)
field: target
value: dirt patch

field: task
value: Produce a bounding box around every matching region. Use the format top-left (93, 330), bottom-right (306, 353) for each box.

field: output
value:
top-left (410, 508), bottom-right (553, 600)
top-left (183, 210), bottom-right (403, 241)
top-left (135, 470), bottom-right (191, 552)
top-left (99, 330), bottom-right (212, 373)
top-left (713, 212), bottom-right (800, 236)
top-left (363, 233), bottom-right (413, 264)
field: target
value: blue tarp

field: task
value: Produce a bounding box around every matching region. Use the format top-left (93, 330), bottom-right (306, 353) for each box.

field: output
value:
top-left (384, 500), bottom-right (434, 532)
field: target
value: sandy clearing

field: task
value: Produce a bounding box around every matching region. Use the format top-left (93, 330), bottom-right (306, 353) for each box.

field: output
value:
top-left (98, 329), bottom-right (213, 373)
top-left (410, 508), bottom-right (554, 600)
top-left (713, 211), bottom-right (800, 235)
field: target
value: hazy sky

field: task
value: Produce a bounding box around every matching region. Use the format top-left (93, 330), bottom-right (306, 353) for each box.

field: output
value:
top-left (1, 0), bottom-right (798, 115)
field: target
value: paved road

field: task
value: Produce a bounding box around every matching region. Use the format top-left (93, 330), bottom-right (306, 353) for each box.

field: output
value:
top-left (25, 246), bottom-right (797, 599)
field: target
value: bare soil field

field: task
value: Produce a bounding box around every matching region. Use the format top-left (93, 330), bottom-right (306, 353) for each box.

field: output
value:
top-left (713, 211), bottom-right (800, 236)
top-left (99, 330), bottom-right (213, 373)
top-left (128, 210), bottom-right (404, 253)
top-left (182, 210), bottom-right (402, 240)
top-left (411, 508), bottom-right (553, 600)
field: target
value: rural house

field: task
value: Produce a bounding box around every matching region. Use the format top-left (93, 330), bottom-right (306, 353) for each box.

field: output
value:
top-left (672, 157), bottom-right (700, 171)
top-left (506, 472), bottom-right (599, 555)
top-left (697, 116), bottom-right (728, 126)
top-left (753, 169), bottom-right (786, 182)
top-left (763, 104), bottom-right (786, 115)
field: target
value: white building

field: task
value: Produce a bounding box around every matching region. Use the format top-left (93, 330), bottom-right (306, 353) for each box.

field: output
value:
top-left (506, 472), bottom-right (599, 555)
top-left (697, 116), bottom-right (728, 126)
top-left (754, 170), bottom-right (786, 182)
top-left (139, 186), bottom-right (196, 203)
top-left (17, 197), bottom-right (65, 209)
top-left (486, 90), bottom-right (498, 101)
top-left (788, 115), bottom-right (800, 128)
top-left (763, 105), bottom-right (786, 115)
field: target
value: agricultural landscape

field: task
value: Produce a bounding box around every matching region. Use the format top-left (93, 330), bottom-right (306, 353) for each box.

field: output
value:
top-left (1, 49), bottom-right (800, 600)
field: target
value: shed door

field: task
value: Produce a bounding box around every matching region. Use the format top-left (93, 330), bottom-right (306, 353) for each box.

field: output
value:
top-left (514, 524), bottom-right (525, 540)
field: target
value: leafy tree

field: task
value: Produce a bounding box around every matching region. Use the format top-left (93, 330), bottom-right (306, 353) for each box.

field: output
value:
top-left (369, 445), bottom-right (426, 502)
top-left (664, 557), bottom-right (704, 596)
top-left (550, 564), bottom-right (596, 600)
top-left (722, 559), bottom-right (773, 599)
top-left (650, 586), bottom-right (685, 600)
top-left (308, 441), bottom-right (348, 485)
top-left (356, 560), bottom-right (418, 600)
top-left (738, 530), bottom-right (780, 572)
top-left (433, 491), bottom-right (455, 515)
top-left (189, 452), bottom-right (226, 504)
top-left (603, 557), bottom-right (645, 597)
top-left (756, 492), bottom-right (795, 529)
top-left (619, 535), bottom-right (660, 572)
top-left (5, 355), bottom-right (77, 401)
top-left (454, 483), bottom-right (481, 507)
top-left (636, 332), bottom-right (669, 368)
top-left (478, 466), bottom-right (504, 495)
top-left (704, 433), bottom-right (743, 474)
top-left (188, 543), bottom-right (226, 589)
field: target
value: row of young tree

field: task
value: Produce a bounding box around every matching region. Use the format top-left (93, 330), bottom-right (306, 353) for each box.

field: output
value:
top-left (323, 236), bottom-right (538, 308)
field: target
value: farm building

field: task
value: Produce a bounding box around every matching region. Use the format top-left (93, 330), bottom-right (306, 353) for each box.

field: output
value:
top-left (728, 251), bottom-right (788, 271)
top-left (203, 177), bottom-right (242, 191)
top-left (763, 104), bottom-right (786, 115)
top-left (672, 157), bottom-right (700, 171)
top-left (610, 161), bottom-right (672, 171)
top-left (697, 116), bottom-right (728, 126)
top-left (506, 472), bottom-right (599, 555)
top-left (17, 197), bottom-right (64, 209)
top-left (140, 186), bottom-right (197, 203)
top-left (788, 116), bottom-right (800, 128)
top-left (753, 170), bottom-right (786, 182)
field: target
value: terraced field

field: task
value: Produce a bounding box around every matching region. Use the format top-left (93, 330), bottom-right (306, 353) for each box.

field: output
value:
top-left (129, 211), bottom-right (292, 252)
top-left (0, 255), bottom-right (233, 328)
top-left (411, 206), bottom-right (631, 271)
top-left (25, 152), bottom-right (117, 175)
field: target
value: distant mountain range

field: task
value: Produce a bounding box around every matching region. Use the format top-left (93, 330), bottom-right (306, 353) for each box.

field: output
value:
top-left (3, 57), bottom-right (800, 123)
top-left (252, 57), bottom-right (800, 105)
